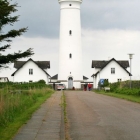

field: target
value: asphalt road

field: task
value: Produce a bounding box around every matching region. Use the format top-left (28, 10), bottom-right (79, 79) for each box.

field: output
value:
top-left (65, 91), bottom-right (140, 140)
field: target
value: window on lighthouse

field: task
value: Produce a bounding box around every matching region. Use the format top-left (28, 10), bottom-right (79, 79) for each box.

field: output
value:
top-left (69, 30), bottom-right (72, 35)
top-left (69, 53), bottom-right (72, 58)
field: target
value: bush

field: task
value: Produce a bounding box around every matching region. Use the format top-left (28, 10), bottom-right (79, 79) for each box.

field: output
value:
top-left (0, 82), bottom-right (53, 90)
top-left (37, 79), bottom-right (46, 84)
top-left (109, 81), bottom-right (140, 96)
top-left (110, 82), bottom-right (120, 92)
top-left (113, 88), bottom-right (140, 96)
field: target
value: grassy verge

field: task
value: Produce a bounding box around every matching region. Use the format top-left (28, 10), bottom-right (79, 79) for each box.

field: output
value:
top-left (61, 91), bottom-right (71, 140)
top-left (0, 87), bottom-right (54, 140)
top-left (94, 90), bottom-right (140, 103)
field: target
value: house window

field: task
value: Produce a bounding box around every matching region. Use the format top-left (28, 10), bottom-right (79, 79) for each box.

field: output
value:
top-left (29, 69), bottom-right (33, 75)
top-left (69, 30), bottom-right (72, 35)
top-left (69, 53), bottom-right (72, 58)
top-left (118, 79), bottom-right (122, 82)
top-left (29, 80), bottom-right (33, 83)
top-left (111, 68), bottom-right (115, 74)
top-left (69, 4), bottom-right (72, 6)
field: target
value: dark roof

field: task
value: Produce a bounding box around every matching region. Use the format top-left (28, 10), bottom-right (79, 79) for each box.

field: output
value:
top-left (92, 58), bottom-right (129, 69)
top-left (51, 74), bottom-right (58, 80)
top-left (14, 59), bottom-right (50, 69)
top-left (11, 58), bottom-right (51, 77)
top-left (83, 76), bottom-right (89, 80)
top-left (51, 75), bottom-right (89, 80)
top-left (91, 58), bottom-right (132, 77)
top-left (91, 71), bottom-right (100, 77)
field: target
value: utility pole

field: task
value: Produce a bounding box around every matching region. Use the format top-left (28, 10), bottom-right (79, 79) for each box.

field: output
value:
top-left (128, 54), bottom-right (134, 89)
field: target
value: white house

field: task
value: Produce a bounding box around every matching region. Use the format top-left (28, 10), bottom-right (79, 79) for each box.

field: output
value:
top-left (11, 58), bottom-right (51, 84)
top-left (91, 58), bottom-right (132, 88)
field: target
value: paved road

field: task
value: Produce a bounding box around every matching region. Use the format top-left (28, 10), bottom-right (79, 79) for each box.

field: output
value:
top-left (65, 91), bottom-right (140, 140)
top-left (13, 91), bottom-right (64, 140)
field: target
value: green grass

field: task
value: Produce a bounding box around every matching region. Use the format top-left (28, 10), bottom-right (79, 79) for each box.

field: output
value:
top-left (61, 91), bottom-right (67, 123)
top-left (61, 91), bottom-right (70, 140)
top-left (0, 87), bottom-right (54, 140)
top-left (94, 90), bottom-right (140, 103)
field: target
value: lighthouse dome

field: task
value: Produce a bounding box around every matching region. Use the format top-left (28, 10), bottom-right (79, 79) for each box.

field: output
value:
top-left (58, 0), bottom-right (82, 3)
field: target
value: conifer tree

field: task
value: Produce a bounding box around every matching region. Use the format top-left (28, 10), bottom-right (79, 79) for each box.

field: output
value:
top-left (0, 0), bottom-right (34, 68)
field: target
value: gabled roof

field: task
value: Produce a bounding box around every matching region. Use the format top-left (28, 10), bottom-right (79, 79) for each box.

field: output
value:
top-left (91, 58), bottom-right (132, 77)
top-left (51, 74), bottom-right (89, 80)
top-left (51, 74), bottom-right (58, 80)
top-left (91, 71), bottom-right (100, 77)
top-left (11, 58), bottom-right (51, 77)
top-left (14, 59), bottom-right (50, 69)
top-left (83, 76), bottom-right (89, 80)
top-left (92, 58), bottom-right (129, 69)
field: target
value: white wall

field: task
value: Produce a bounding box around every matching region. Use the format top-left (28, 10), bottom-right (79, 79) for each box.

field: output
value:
top-left (58, 0), bottom-right (83, 88)
top-left (13, 60), bottom-right (49, 83)
top-left (93, 60), bottom-right (130, 88)
top-left (61, 81), bottom-right (81, 89)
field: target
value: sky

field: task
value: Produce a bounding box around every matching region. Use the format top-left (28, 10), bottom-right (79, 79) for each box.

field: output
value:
top-left (1, 0), bottom-right (140, 81)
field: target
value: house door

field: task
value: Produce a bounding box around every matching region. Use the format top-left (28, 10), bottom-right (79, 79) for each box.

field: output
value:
top-left (68, 77), bottom-right (73, 89)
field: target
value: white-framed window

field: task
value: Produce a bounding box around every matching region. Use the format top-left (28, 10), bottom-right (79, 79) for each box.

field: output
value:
top-left (29, 69), bottom-right (33, 75)
top-left (111, 68), bottom-right (115, 74)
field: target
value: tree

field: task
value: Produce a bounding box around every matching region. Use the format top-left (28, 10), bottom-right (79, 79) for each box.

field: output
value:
top-left (0, 0), bottom-right (34, 68)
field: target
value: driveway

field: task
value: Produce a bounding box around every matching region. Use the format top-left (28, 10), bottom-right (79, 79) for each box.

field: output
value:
top-left (65, 91), bottom-right (140, 140)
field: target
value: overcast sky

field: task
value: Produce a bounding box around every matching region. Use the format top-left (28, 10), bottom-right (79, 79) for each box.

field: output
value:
top-left (1, 0), bottom-right (140, 81)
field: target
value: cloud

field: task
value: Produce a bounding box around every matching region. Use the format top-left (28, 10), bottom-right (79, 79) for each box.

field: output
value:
top-left (82, 29), bottom-right (140, 80)
top-left (1, 0), bottom-right (140, 81)
top-left (11, 36), bottom-right (59, 74)
top-left (81, 0), bottom-right (140, 30)
top-left (5, 0), bottom-right (140, 39)
top-left (1, 29), bottom-right (140, 81)
top-left (0, 36), bottom-right (59, 81)
top-left (5, 0), bottom-right (60, 38)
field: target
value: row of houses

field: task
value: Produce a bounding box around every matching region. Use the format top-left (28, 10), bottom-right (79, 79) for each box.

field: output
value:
top-left (1, 58), bottom-right (131, 89)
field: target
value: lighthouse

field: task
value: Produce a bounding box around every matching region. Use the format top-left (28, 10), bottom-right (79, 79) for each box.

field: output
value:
top-left (58, 0), bottom-right (83, 89)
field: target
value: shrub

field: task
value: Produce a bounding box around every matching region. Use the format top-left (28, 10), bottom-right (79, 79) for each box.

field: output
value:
top-left (110, 82), bottom-right (120, 92)
top-left (114, 88), bottom-right (140, 96)
top-left (37, 79), bottom-right (46, 84)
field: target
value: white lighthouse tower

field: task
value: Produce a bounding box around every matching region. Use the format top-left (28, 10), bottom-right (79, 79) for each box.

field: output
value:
top-left (58, 0), bottom-right (83, 89)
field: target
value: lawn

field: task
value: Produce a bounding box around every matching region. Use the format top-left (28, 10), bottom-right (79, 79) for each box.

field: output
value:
top-left (0, 86), bottom-right (54, 140)
top-left (94, 90), bottom-right (140, 103)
